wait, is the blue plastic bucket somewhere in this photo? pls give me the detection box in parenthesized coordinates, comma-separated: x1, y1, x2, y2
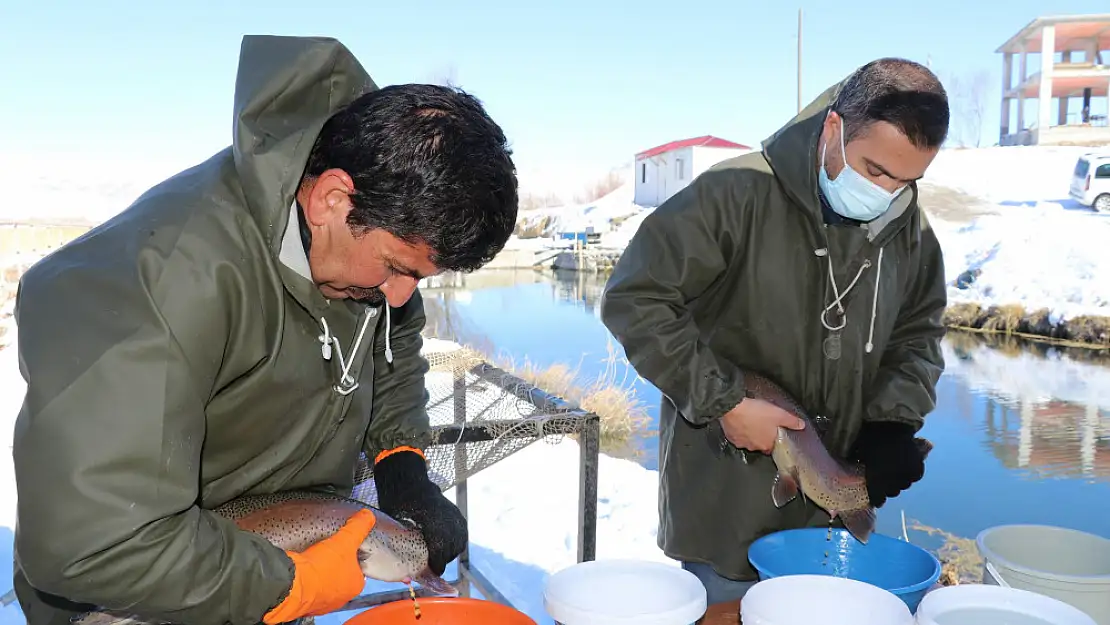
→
(748, 528, 941, 612)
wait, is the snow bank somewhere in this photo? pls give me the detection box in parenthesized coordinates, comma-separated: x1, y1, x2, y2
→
(515, 166, 642, 241)
(924, 145, 1094, 205)
(933, 206, 1110, 321)
(921, 145, 1110, 321)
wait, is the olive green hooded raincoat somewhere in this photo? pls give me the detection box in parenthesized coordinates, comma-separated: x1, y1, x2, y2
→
(12, 35, 432, 625)
(600, 81, 947, 581)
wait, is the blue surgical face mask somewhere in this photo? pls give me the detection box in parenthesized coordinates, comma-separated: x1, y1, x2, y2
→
(818, 122, 904, 222)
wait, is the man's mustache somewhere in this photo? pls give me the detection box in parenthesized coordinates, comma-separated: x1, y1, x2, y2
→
(348, 286, 385, 304)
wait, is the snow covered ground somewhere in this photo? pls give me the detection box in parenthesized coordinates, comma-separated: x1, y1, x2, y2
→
(932, 206, 1110, 321)
(924, 145, 1110, 322)
(923, 146, 1093, 206)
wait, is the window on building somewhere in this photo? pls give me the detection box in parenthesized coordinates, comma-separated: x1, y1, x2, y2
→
(641, 163, 647, 183)
(675, 158, 685, 180)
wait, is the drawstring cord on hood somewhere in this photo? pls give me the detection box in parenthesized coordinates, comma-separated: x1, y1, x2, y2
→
(317, 305, 393, 396)
(817, 246, 885, 354)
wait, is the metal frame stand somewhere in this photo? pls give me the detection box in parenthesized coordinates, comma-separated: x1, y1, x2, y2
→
(339, 361, 601, 612)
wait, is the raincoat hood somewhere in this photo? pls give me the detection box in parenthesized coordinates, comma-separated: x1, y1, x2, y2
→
(760, 78, 919, 247)
(232, 35, 376, 252)
(231, 36, 380, 321)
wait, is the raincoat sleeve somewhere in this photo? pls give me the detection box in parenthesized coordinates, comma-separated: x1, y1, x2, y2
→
(12, 238, 295, 625)
(600, 169, 749, 426)
(863, 213, 948, 431)
(363, 287, 433, 463)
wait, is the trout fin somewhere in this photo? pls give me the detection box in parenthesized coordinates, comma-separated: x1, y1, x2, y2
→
(771, 470, 799, 508)
(415, 570, 460, 597)
(839, 507, 876, 544)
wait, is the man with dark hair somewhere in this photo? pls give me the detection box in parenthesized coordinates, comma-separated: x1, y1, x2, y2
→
(11, 35, 517, 625)
(600, 57, 949, 604)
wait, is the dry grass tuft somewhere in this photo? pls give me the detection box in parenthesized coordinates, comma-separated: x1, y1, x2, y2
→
(490, 339, 652, 459)
(908, 518, 984, 585)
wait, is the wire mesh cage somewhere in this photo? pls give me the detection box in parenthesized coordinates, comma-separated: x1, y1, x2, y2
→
(350, 342, 597, 508)
(342, 341, 601, 609)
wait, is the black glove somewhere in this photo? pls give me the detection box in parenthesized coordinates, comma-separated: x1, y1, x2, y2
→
(849, 421, 927, 508)
(374, 449, 468, 576)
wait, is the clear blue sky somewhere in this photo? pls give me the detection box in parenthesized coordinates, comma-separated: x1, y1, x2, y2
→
(2, 0, 1107, 193)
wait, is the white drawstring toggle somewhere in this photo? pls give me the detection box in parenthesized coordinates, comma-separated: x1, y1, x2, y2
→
(865, 247, 884, 354)
(384, 304, 393, 364)
(318, 318, 333, 360)
(317, 307, 376, 396)
(819, 245, 885, 355)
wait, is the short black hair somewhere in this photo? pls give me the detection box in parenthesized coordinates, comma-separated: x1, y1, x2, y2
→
(833, 57, 950, 149)
(303, 83, 518, 273)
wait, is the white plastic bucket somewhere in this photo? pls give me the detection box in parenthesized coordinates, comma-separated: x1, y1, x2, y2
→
(542, 559, 706, 625)
(914, 584, 1098, 625)
(977, 524, 1110, 624)
(740, 574, 914, 625)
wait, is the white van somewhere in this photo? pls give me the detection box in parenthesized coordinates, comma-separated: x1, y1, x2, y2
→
(1069, 151, 1110, 213)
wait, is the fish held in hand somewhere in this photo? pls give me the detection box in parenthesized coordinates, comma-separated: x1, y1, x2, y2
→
(742, 370, 934, 544)
(70, 491, 457, 625)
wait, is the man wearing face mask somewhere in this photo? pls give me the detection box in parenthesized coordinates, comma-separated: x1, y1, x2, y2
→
(600, 58, 949, 604)
(11, 36, 517, 625)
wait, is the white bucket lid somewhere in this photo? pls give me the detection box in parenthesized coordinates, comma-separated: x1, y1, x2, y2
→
(542, 559, 707, 625)
(914, 584, 1098, 625)
(740, 574, 914, 625)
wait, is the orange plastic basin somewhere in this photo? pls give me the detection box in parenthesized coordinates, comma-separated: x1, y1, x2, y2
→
(344, 597, 537, 625)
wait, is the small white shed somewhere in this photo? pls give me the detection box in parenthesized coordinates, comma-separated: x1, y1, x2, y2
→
(633, 135, 752, 207)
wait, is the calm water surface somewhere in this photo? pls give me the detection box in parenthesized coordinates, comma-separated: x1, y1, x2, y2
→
(421, 268, 1110, 543)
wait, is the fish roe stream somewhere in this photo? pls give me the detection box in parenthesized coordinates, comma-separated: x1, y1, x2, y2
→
(823, 518, 832, 567)
(406, 582, 422, 620)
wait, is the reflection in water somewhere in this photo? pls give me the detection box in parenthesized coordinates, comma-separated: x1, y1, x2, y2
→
(944, 332, 1110, 485)
(548, 268, 605, 316)
(983, 398, 1109, 482)
(421, 268, 1110, 538)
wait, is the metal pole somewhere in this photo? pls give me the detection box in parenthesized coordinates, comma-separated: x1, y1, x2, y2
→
(797, 8, 803, 114)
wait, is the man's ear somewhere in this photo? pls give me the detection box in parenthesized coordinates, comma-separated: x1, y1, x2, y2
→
(303, 168, 356, 227)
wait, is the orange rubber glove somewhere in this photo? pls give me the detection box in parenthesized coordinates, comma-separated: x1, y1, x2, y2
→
(262, 508, 377, 624)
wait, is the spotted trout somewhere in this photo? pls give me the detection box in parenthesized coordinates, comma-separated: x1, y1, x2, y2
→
(69, 490, 457, 625)
(742, 370, 934, 544)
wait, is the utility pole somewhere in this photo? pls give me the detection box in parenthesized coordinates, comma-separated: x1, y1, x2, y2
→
(797, 8, 803, 114)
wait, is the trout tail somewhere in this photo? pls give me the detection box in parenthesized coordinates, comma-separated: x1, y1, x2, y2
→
(838, 507, 877, 544)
